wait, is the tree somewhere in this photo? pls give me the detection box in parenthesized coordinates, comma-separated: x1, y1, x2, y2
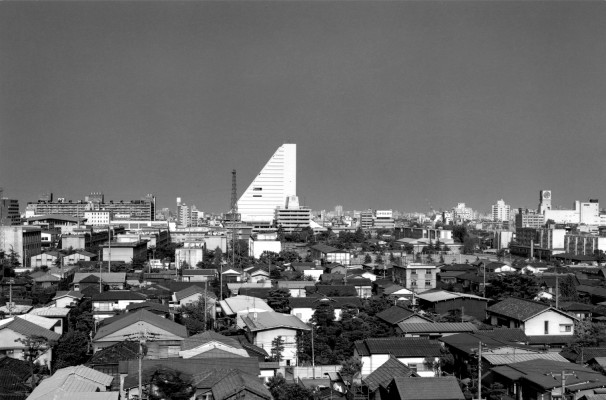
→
(559, 275, 579, 302)
(270, 336, 285, 362)
(496, 249, 506, 262)
(354, 228, 366, 243)
(463, 237, 477, 255)
(179, 294, 215, 335)
(375, 254, 384, 266)
(260, 251, 280, 265)
(69, 298, 94, 333)
(452, 225, 468, 243)
(267, 288, 291, 313)
(363, 253, 372, 264)
(53, 330, 90, 370)
(279, 250, 301, 263)
(340, 357, 362, 387)
(15, 335, 54, 389)
(2, 248, 20, 277)
(277, 225, 286, 242)
(313, 301, 336, 327)
(212, 247, 223, 267)
(570, 320, 606, 348)
(268, 374, 313, 400)
(149, 368, 196, 400)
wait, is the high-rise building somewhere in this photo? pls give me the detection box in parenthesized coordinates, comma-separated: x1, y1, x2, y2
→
(335, 205, 343, 217)
(275, 195, 311, 233)
(516, 208, 545, 229)
(538, 190, 552, 213)
(237, 144, 296, 224)
(491, 199, 511, 222)
(360, 209, 374, 229)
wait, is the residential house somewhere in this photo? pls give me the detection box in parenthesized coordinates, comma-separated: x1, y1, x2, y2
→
(242, 311, 311, 366)
(226, 282, 272, 296)
(28, 306, 71, 335)
(486, 297, 578, 348)
(309, 244, 352, 266)
(490, 359, 606, 400)
(393, 263, 438, 293)
(354, 337, 443, 377)
(291, 262, 324, 281)
(376, 305, 433, 327)
(247, 267, 271, 283)
(92, 290, 148, 321)
(289, 296, 363, 323)
(362, 355, 418, 400)
(32, 273, 61, 289)
(219, 295, 274, 328)
(381, 376, 465, 400)
(0, 356, 31, 399)
(220, 266, 244, 283)
(396, 322, 478, 339)
(86, 341, 139, 391)
(324, 263, 348, 275)
(172, 285, 216, 314)
(182, 269, 217, 282)
(93, 309, 187, 356)
(63, 249, 97, 264)
(0, 317, 60, 367)
(276, 280, 309, 297)
(416, 290, 489, 321)
(26, 365, 115, 400)
(30, 251, 62, 269)
(179, 330, 249, 358)
(72, 272, 126, 291)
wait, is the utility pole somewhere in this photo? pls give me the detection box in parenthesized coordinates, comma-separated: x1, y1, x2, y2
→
(8, 277, 14, 317)
(108, 226, 112, 273)
(482, 262, 486, 298)
(560, 370, 575, 400)
(311, 323, 315, 379)
(127, 329, 158, 400)
(99, 250, 102, 293)
(477, 341, 483, 400)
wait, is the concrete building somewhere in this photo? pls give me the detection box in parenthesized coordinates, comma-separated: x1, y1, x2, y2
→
(238, 143, 296, 224)
(274, 195, 311, 233)
(360, 209, 374, 230)
(248, 231, 281, 259)
(374, 210, 395, 229)
(395, 263, 437, 293)
(493, 231, 514, 251)
(101, 239, 148, 263)
(539, 190, 600, 226)
(0, 198, 20, 226)
(491, 199, 511, 222)
(515, 208, 545, 229)
(399, 227, 453, 241)
(0, 226, 42, 269)
(176, 241, 205, 269)
(84, 210, 112, 226)
(452, 203, 474, 221)
(564, 233, 606, 256)
(511, 227, 566, 259)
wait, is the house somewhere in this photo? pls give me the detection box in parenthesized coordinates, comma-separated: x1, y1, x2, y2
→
(381, 376, 465, 400)
(242, 311, 311, 366)
(309, 284, 359, 297)
(376, 305, 434, 327)
(26, 365, 115, 400)
(559, 302, 595, 320)
(416, 290, 489, 321)
(276, 280, 309, 297)
(179, 330, 249, 358)
(91, 290, 148, 320)
(125, 301, 171, 317)
(291, 262, 324, 281)
(560, 347, 606, 364)
(52, 290, 84, 308)
(30, 251, 63, 269)
(289, 296, 363, 323)
(396, 322, 478, 338)
(220, 266, 244, 283)
(486, 297, 578, 347)
(362, 354, 418, 399)
(577, 285, 606, 304)
(246, 267, 271, 283)
(0, 355, 31, 399)
(182, 269, 217, 282)
(309, 244, 352, 266)
(490, 359, 606, 400)
(219, 295, 274, 328)
(86, 341, 139, 391)
(354, 337, 443, 377)
(63, 249, 97, 264)
(172, 285, 216, 317)
(0, 317, 60, 367)
(210, 369, 272, 400)
(226, 282, 272, 296)
(72, 272, 126, 291)
(93, 309, 187, 356)
(28, 306, 71, 335)
(393, 263, 438, 293)
(32, 272, 61, 288)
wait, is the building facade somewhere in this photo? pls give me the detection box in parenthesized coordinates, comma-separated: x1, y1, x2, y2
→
(275, 196, 311, 233)
(491, 199, 511, 222)
(0, 226, 42, 268)
(0, 199, 20, 226)
(237, 144, 297, 224)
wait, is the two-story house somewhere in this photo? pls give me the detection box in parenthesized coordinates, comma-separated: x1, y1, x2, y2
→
(91, 291, 147, 321)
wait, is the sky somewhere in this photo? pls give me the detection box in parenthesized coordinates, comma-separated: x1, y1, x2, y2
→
(2, 1, 606, 215)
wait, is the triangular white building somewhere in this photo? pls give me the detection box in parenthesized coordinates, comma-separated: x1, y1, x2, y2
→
(237, 143, 296, 223)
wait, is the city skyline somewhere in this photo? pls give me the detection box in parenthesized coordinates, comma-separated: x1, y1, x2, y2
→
(2, 2, 605, 213)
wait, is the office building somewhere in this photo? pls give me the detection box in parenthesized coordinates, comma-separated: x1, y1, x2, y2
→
(374, 210, 395, 229)
(564, 233, 606, 256)
(516, 208, 545, 229)
(84, 211, 112, 226)
(360, 209, 374, 229)
(237, 144, 296, 224)
(275, 196, 311, 233)
(1, 198, 20, 226)
(491, 199, 511, 222)
(452, 203, 474, 221)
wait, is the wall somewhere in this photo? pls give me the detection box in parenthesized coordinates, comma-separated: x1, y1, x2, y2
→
(524, 310, 575, 336)
(358, 354, 438, 377)
(253, 327, 299, 366)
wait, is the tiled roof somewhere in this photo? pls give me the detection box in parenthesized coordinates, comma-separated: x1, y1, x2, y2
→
(29, 306, 71, 317)
(311, 285, 358, 297)
(476, 328, 528, 343)
(27, 365, 113, 400)
(276, 281, 311, 289)
(376, 306, 414, 325)
(15, 314, 58, 331)
(211, 370, 272, 400)
(86, 341, 139, 365)
(391, 376, 465, 400)
(526, 335, 575, 345)
(242, 311, 310, 332)
(0, 317, 60, 342)
(560, 347, 606, 363)
(73, 272, 126, 284)
(482, 352, 568, 365)
(181, 331, 243, 351)
(183, 269, 217, 276)
(355, 338, 442, 357)
(92, 290, 147, 301)
(486, 297, 551, 321)
(94, 309, 187, 340)
(174, 285, 207, 301)
(417, 290, 487, 303)
(310, 244, 339, 253)
(363, 355, 417, 391)
(237, 287, 272, 299)
(125, 302, 170, 314)
(289, 297, 363, 309)
(33, 273, 60, 282)
(219, 295, 273, 315)
(397, 322, 478, 334)
(52, 290, 84, 300)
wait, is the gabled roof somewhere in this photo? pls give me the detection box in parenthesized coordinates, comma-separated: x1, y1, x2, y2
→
(183, 269, 216, 276)
(560, 347, 606, 363)
(390, 376, 465, 400)
(125, 301, 170, 314)
(363, 355, 417, 391)
(219, 295, 273, 315)
(94, 309, 187, 340)
(354, 338, 442, 358)
(53, 290, 84, 301)
(92, 290, 147, 302)
(397, 322, 478, 334)
(74, 250, 97, 257)
(175, 285, 212, 301)
(310, 244, 339, 253)
(439, 329, 529, 356)
(33, 273, 61, 282)
(26, 365, 113, 400)
(242, 311, 311, 332)
(15, 314, 58, 331)
(0, 317, 61, 342)
(486, 297, 567, 322)
(289, 296, 363, 309)
(73, 272, 126, 284)
(417, 290, 488, 303)
(211, 370, 272, 400)
(376, 305, 415, 325)
(181, 331, 243, 351)
(86, 341, 139, 365)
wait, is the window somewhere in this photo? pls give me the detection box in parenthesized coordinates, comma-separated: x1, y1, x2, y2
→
(253, 187, 262, 191)
(425, 280, 431, 287)
(425, 269, 432, 275)
(411, 281, 417, 287)
(253, 195, 262, 197)
(411, 270, 417, 275)
(544, 320, 549, 334)
(408, 363, 418, 372)
(560, 324, 572, 333)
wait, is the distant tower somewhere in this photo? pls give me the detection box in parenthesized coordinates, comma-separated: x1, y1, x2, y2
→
(538, 190, 552, 213)
(231, 170, 238, 217)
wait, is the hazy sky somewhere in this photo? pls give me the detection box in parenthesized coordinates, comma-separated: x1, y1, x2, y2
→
(2, 1, 605, 214)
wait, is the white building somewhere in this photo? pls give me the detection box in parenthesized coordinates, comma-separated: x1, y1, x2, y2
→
(238, 143, 296, 224)
(491, 199, 511, 222)
(539, 190, 600, 226)
(84, 211, 112, 226)
(374, 210, 395, 229)
(452, 203, 473, 221)
(275, 195, 311, 233)
(249, 231, 281, 259)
